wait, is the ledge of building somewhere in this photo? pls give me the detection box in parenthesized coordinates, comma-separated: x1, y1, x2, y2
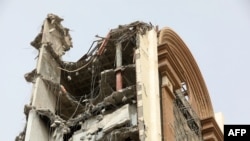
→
(201, 116, 223, 141)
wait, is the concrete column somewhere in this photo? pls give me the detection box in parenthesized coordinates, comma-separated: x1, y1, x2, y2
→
(25, 44, 61, 141)
(116, 42, 123, 91)
(25, 14, 68, 141)
(135, 29, 162, 141)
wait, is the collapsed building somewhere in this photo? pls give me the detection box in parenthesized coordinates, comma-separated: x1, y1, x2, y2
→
(16, 14, 223, 141)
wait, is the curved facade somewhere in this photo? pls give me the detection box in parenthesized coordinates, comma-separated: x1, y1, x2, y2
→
(158, 27, 223, 141)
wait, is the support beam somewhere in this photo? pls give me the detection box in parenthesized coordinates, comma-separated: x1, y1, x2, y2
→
(116, 42, 123, 91)
(136, 29, 162, 141)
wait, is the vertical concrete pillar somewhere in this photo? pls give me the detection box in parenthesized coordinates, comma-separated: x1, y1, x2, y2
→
(135, 29, 162, 141)
(25, 14, 70, 141)
(116, 42, 123, 91)
(25, 45, 61, 141)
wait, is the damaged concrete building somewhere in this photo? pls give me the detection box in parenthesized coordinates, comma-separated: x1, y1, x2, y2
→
(16, 14, 223, 141)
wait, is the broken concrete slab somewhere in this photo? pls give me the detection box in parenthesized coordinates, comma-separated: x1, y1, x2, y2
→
(71, 104, 137, 141)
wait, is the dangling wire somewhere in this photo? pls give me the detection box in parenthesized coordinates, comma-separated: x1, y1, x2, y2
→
(56, 88, 62, 116)
(58, 56, 95, 73)
(68, 95, 85, 119)
(90, 58, 101, 99)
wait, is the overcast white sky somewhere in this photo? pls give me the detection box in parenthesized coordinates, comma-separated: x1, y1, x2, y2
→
(0, 0, 250, 140)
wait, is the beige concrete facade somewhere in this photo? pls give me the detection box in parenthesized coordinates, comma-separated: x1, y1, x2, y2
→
(136, 29, 162, 141)
(215, 112, 224, 133)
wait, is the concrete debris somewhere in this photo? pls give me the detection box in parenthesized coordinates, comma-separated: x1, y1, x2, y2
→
(70, 104, 137, 141)
(36, 108, 72, 140)
(24, 69, 38, 83)
(30, 33, 42, 49)
(23, 104, 35, 117)
(30, 13, 72, 56)
(46, 13, 72, 51)
(15, 125, 26, 141)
